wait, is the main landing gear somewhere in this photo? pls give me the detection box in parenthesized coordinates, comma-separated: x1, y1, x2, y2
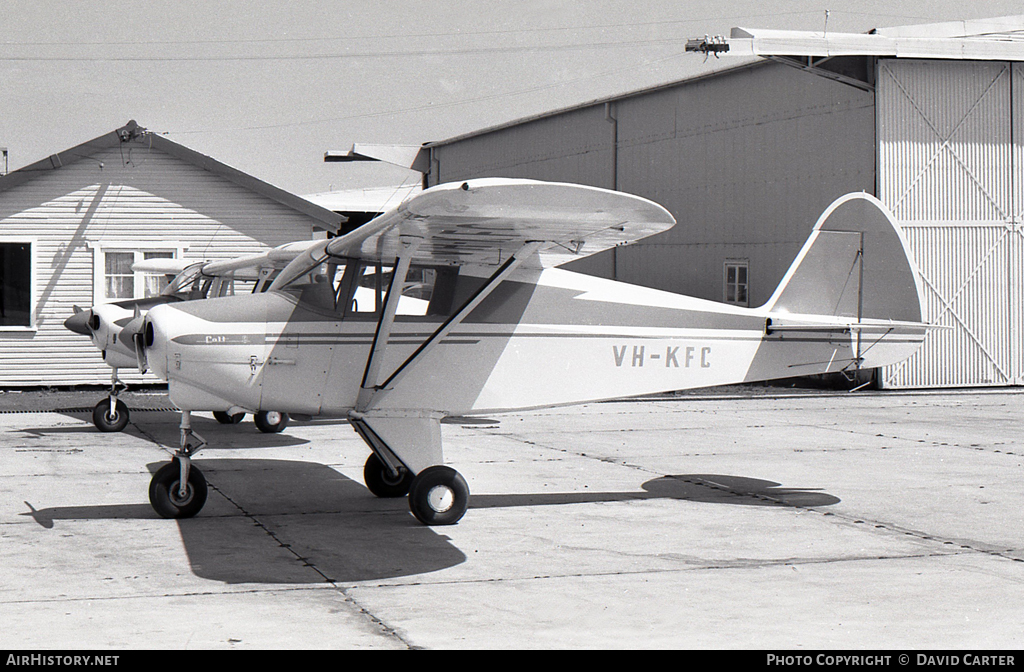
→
(361, 454, 470, 526)
(92, 370, 129, 432)
(406, 465, 469, 526)
(212, 410, 289, 433)
(149, 411, 208, 519)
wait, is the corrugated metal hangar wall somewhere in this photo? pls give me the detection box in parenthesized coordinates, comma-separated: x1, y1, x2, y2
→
(878, 59, 1024, 388)
(428, 57, 1024, 389)
(428, 61, 874, 308)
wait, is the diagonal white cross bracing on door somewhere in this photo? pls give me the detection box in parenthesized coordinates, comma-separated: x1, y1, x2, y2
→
(882, 61, 1010, 222)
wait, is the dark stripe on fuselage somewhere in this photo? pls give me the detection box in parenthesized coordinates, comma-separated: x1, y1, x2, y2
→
(165, 276, 765, 333)
(170, 330, 924, 348)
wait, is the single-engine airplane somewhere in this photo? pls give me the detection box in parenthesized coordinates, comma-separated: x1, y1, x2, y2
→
(122, 178, 928, 525)
(64, 240, 318, 431)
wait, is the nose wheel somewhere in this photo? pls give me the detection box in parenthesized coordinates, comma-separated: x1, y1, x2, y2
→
(92, 398, 129, 433)
(92, 370, 129, 432)
(149, 458, 208, 518)
(408, 466, 469, 526)
(148, 410, 209, 519)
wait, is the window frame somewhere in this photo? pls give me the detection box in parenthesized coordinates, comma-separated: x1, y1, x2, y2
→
(92, 243, 184, 305)
(0, 237, 37, 332)
(723, 259, 750, 307)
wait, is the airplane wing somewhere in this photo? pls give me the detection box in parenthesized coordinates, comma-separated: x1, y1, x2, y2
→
(199, 240, 322, 276)
(328, 178, 675, 269)
(131, 240, 323, 287)
(131, 258, 195, 275)
(345, 178, 675, 267)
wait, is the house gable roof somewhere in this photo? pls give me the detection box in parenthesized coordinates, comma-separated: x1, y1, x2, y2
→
(0, 120, 343, 233)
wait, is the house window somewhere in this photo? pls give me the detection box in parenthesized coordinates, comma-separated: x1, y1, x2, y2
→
(97, 247, 178, 302)
(0, 241, 33, 328)
(724, 260, 749, 306)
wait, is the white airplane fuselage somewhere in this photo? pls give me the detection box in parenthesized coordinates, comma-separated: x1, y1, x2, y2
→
(144, 266, 923, 418)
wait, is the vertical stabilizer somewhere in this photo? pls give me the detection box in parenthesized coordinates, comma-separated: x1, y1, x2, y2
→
(766, 193, 923, 324)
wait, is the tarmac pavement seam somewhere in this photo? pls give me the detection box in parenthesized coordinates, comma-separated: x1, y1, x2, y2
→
(201, 478, 418, 650)
(0, 584, 338, 606)
(344, 551, 969, 592)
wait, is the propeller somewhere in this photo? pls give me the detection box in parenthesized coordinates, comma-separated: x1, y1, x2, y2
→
(119, 316, 149, 373)
(63, 306, 99, 336)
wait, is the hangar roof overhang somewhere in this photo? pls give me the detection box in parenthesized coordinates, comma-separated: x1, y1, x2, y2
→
(359, 15, 1024, 157)
(693, 15, 1024, 92)
(725, 14, 1024, 61)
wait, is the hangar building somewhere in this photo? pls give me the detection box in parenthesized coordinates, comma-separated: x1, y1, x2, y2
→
(0, 121, 342, 387)
(418, 16, 1024, 390)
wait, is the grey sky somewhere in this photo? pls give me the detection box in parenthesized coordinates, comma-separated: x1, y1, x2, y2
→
(2, 1, 1021, 195)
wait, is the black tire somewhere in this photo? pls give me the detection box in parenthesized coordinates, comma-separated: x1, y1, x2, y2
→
(254, 411, 288, 433)
(148, 459, 208, 519)
(363, 453, 413, 498)
(408, 465, 469, 526)
(213, 411, 245, 424)
(92, 398, 129, 433)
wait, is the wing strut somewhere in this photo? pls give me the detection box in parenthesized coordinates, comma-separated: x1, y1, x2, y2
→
(356, 236, 422, 411)
(357, 240, 543, 413)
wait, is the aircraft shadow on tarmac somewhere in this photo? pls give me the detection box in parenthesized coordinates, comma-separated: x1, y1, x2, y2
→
(470, 474, 841, 510)
(20, 463, 838, 584)
(17, 412, 311, 450)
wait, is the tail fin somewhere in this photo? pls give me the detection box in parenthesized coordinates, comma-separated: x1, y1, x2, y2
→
(765, 193, 923, 324)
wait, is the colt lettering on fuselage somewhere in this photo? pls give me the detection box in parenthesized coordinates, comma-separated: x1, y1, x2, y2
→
(612, 344, 711, 368)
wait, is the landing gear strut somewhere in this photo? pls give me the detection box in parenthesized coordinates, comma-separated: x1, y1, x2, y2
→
(92, 369, 129, 432)
(149, 410, 208, 518)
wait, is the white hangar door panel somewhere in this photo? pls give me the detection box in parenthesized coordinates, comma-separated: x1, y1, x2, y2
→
(877, 59, 1024, 388)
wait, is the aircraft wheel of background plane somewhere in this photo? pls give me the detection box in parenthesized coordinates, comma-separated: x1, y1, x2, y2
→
(92, 398, 129, 433)
(148, 459, 208, 519)
(407, 466, 470, 526)
(213, 411, 245, 425)
(254, 411, 289, 434)
(363, 453, 414, 498)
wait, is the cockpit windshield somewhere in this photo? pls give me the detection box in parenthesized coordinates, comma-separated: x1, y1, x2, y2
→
(160, 263, 205, 296)
(273, 250, 454, 318)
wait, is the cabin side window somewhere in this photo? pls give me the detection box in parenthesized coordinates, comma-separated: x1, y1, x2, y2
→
(344, 262, 452, 318)
(278, 255, 459, 319)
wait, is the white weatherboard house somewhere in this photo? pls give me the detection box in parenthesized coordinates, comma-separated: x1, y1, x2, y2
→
(0, 120, 342, 387)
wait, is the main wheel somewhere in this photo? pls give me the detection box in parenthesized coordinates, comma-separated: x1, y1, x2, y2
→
(213, 410, 245, 424)
(93, 398, 129, 432)
(254, 411, 288, 433)
(408, 465, 469, 526)
(148, 459, 208, 519)
(363, 453, 414, 498)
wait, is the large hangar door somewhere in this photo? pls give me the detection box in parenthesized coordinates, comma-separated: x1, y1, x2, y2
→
(878, 59, 1024, 388)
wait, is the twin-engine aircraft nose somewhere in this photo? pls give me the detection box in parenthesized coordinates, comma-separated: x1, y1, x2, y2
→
(63, 307, 98, 336)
